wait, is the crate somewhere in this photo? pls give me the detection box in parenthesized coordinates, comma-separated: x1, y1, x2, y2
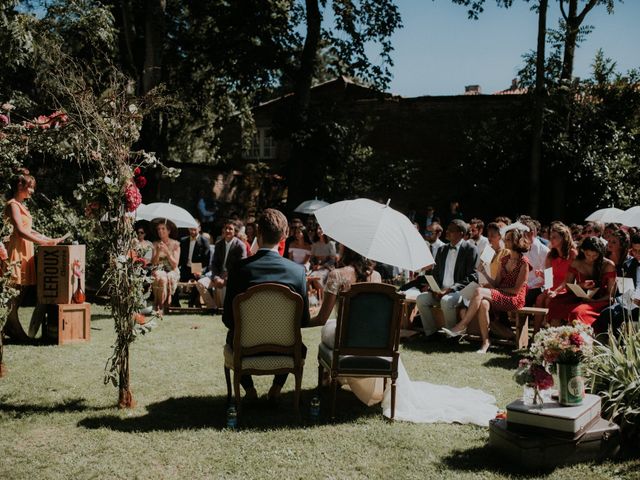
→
(44, 303, 91, 345)
(37, 245, 86, 305)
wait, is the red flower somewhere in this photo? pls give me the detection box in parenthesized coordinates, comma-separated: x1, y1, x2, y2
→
(531, 364, 554, 390)
(569, 333, 583, 346)
(134, 257, 148, 267)
(133, 313, 146, 325)
(134, 167, 141, 176)
(35, 115, 51, 129)
(134, 175, 147, 189)
(0, 114, 9, 127)
(124, 183, 142, 212)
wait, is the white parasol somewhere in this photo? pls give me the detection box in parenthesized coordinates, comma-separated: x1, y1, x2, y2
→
(585, 207, 625, 224)
(294, 198, 330, 214)
(136, 202, 198, 228)
(617, 206, 640, 228)
(314, 198, 434, 271)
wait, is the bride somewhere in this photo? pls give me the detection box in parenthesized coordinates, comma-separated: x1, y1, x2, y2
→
(311, 247, 497, 426)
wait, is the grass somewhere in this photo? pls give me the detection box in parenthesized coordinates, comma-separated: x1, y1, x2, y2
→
(1, 305, 638, 480)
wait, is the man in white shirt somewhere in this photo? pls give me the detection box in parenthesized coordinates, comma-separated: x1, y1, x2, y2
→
(196, 221, 247, 308)
(425, 222, 445, 259)
(468, 218, 490, 260)
(518, 216, 549, 306)
(415, 220, 479, 337)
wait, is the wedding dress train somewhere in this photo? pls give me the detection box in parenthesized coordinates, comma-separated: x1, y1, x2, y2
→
(321, 320, 498, 426)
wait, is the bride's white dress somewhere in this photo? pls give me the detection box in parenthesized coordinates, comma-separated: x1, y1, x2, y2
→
(321, 320, 498, 426)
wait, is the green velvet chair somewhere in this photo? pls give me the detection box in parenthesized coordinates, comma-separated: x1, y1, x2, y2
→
(224, 283, 304, 420)
(317, 282, 403, 420)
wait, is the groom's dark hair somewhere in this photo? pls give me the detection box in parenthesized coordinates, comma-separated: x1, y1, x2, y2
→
(258, 209, 288, 245)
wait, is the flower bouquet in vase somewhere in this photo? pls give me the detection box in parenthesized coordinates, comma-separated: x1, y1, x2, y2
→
(514, 358, 554, 406)
(530, 322, 594, 406)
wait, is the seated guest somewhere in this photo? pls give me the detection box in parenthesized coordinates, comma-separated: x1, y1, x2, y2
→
(222, 208, 310, 401)
(245, 221, 257, 250)
(547, 237, 616, 327)
(603, 223, 622, 243)
(288, 226, 312, 270)
(308, 224, 337, 302)
(519, 216, 549, 306)
(482, 222, 510, 280)
(468, 218, 490, 258)
(283, 217, 303, 259)
(582, 221, 605, 242)
(415, 220, 478, 338)
(151, 221, 181, 314)
(178, 221, 211, 282)
(443, 227, 531, 353)
(606, 228, 630, 275)
(196, 220, 247, 308)
(570, 223, 583, 244)
(425, 222, 445, 259)
(132, 222, 153, 262)
(423, 205, 440, 233)
(533, 222, 577, 334)
(494, 216, 512, 226)
(593, 233, 640, 335)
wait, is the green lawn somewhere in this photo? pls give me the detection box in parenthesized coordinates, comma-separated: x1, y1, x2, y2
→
(1, 305, 638, 479)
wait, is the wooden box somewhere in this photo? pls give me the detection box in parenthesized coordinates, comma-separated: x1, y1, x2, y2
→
(37, 245, 86, 305)
(44, 303, 91, 345)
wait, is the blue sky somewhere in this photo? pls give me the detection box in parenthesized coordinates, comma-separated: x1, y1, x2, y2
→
(374, 1, 640, 96)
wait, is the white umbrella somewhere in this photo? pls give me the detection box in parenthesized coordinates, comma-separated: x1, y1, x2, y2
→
(136, 202, 198, 228)
(585, 207, 624, 223)
(618, 206, 640, 228)
(315, 198, 434, 271)
(293, 198, 330, 214)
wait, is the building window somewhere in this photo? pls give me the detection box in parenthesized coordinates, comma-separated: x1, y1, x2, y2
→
(243, 128, 276, 160)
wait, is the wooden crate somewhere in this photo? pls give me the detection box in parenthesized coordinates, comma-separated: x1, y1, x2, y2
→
(44, 303, 91, 345)
(37, 245, 86, 305)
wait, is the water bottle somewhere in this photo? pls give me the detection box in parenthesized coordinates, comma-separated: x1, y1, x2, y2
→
(310, 394, 320, 422)
(226, 405, 237, 429)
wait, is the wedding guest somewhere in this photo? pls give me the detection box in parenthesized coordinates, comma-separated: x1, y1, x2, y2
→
(592, 233, 640, 335)
(603, 223, 622, 243)
(582, 221, 605, 241)
(424, 221, 445, 259)
(150, 221, 181, 314)
(178, 221, 210, 282)
(3, 169, 64, 341)
(605, 228, 630, 275)
(494, 216, 512, 226)
(468, 218, 490, 258)
(132, 222, 153, 262)
(519, 216, 549, 306)
(533, 222, 577, 334)
(308, 224, 337, 302)
(423, 205, 440, 233)
(547, 237, 616, 327)
(288, 226, 312, 270)
(443, 228, 531, 354)
(482, 222, 510, 280)
(570, 224, 583, 243)
(414, 220, 478, 338)
(283, 217, 303, 259)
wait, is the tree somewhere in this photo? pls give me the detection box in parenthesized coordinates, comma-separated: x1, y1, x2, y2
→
(284, 0, 402, 211)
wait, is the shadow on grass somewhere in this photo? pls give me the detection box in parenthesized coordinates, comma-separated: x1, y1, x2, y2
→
(78, 388, 379, 432)
(482, 354, 520, 370)
(0, 397, 111, 417)
(401, 336, 477, 355)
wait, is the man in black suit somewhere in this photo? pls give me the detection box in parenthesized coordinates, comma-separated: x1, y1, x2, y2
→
(196, 220, 247, 308)
(223, 209, 310, 400)
(175, 222, 210, 307)
(415, 219, 478, 337)
(593, 233, 640, 335)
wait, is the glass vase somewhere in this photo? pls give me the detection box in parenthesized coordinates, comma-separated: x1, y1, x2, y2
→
(522, 385, 543, 406)
(557, 362, 585, 406)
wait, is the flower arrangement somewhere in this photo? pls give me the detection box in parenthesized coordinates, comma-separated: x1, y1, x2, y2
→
(530, 322, 594, 366)
(514, 358, 554, 405)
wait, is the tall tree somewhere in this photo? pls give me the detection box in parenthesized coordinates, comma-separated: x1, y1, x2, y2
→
(285, 0, 402, 211)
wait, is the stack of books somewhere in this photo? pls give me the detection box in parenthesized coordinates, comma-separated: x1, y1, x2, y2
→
(489, 393, 620, 469)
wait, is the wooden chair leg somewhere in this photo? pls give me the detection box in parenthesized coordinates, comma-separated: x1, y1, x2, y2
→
(330, 376, 338, 420)
(224, 366, 232, 403)
(233, 371, 242, 419)
(390, 377, 397, 421)
(317, 363, 324, 391)
(294, 370, 302, 419)
(515, 313, 529, 349)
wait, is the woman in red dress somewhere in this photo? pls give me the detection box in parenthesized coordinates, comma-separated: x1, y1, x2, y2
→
(443, 227, 531, 353)
(533, 222, 577, 334)
(547, 236, 616, 326)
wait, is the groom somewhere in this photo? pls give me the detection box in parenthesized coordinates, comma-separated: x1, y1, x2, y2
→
(222, 208, 310, 401)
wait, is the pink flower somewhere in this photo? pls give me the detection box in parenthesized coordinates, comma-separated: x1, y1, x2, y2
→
(0, 242, 8, 261)
(0, 114, 9, 127)
(124, 183, 142, 212)
(48, 111, 68, 127)
(35, 115, 51, 129)
(134, 175, 147, 189)
(569, 332, 583, 346)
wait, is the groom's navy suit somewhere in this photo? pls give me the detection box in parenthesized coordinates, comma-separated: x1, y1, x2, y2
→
(222, 248, 310, 388)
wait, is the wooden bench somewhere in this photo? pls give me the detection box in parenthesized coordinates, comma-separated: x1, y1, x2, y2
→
(166, 282, 217, 314)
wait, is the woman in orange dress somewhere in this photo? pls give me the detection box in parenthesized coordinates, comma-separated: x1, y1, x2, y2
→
(3, 170, 64, 341)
